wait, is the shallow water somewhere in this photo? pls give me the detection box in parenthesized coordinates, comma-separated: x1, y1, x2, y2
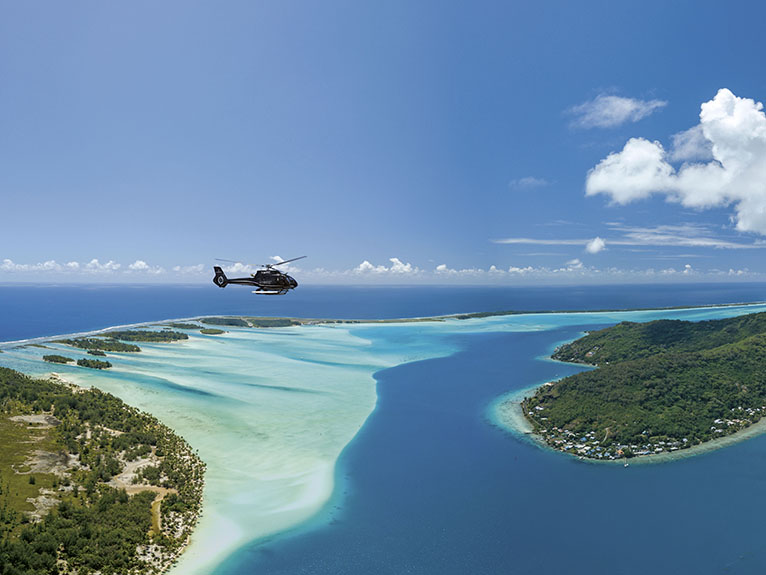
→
(4, 288, 766, 574)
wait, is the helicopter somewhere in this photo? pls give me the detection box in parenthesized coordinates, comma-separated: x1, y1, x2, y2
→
(213, 256, 306, 295)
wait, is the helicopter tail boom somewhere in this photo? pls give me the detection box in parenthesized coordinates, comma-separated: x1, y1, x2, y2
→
(213, 266, 229, 288)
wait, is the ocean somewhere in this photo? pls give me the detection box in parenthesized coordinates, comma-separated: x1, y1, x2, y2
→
(2, 282, 766, 343)
(3, 282, 766, 575)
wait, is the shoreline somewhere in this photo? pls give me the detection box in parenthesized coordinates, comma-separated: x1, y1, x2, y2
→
(5, 300, 766, 570)
(2, 299, 764, 348)
(491, 382, 766, 466)
(0, 316, 458, 575)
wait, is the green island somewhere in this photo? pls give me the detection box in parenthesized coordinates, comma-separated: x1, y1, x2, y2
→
(57, 338, 142, 353)
(87, 350, 107, 357)
(199, 328, 225, 335)
(0, 367, 204, 574)
(101, 330, 189, 343)
(198, 317, 250, 327)
(76, 358, 112, 370)
(158, 323, 200, 330)
(522, 311, 766, 460)
(43, 355, 74, 365)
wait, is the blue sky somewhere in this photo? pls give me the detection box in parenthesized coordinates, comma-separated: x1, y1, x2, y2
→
(2, 1, 766, 284)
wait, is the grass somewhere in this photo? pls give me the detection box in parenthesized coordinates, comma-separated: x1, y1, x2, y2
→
(0, 415, 58, 517)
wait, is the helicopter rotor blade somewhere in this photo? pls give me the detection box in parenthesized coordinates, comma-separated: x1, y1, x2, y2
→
(268, 256, 307, 267)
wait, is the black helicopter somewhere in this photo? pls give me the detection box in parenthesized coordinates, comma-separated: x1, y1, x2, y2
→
(213, 256, 306, 295)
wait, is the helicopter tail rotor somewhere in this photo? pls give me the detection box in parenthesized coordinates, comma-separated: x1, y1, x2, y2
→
(213, 266, 229, 288)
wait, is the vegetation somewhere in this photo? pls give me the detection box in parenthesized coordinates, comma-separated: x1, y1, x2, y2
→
(160, 323, 200, 330)
(76, 358, 112, 369)
(199, 328, 225, 335)
(102, 330, 188, 343)
(552, 312, 766, 365)
(42, 355, 74, 364)
(523, 311, 766, 460)
(87, 349, 107, 357)
(58, 338, 141, 353)
(0, 367, 205, 574)
(244, 318, 301, 328)
(199, 317, 249, 327)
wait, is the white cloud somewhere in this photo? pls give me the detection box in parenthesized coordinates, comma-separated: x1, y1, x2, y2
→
(434, 264, 486, 276)
(586, 88, 766, 235)
(389, 257, 417, 274)
(586, 137, 673, 203)
(354, 258, 419, 275)
(1, 259, 62, 272)
(607, 223, 759, 250)
(669, 125, 714, 162)
(355, 260, 388, 274)
(585, 237, 606, 254)
(569, 94, 667, 129)
(129, 260, 149, 271)
(128, 260, 164, 274)
(566, 258, 583, 270)
(508, 265, 534, 274)
(494, 224, 765, 250)
(86, 259, 121, 272)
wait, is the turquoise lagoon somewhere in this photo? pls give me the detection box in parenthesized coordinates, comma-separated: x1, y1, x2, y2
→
(4, 301, 766, 574)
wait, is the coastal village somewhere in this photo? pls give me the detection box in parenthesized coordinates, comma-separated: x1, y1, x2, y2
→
(525, 382, 766, 460)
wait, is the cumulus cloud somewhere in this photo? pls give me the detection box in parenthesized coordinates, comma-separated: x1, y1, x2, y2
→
(434, 264, 486, 276)
(566, 258, 583, 270)
(86, 259, 121, 272)
(1, 259, 62, 272)
(585, 237, 606, 254)
(587, 88, 766, 235)
(569, 94, 667, 128)
(354, 258, 419, 275)
(586, 137, 674, 203)
(128, 260, 164, 274)
(128, 260, 149, 271)
(669, 125, 714, 162)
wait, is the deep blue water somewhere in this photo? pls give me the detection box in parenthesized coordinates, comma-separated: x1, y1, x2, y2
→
(2, 282, 766, 342)
(5, 283, 766, 574)
(221, 327, 766, 575)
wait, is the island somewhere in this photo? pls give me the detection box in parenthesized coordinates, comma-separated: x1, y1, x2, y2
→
(101, 330, 189, 343)
(43, 354, 75, 364)
(76, 358, 113, 369)
(521, 311, 766, 460)
(0, 367, 205, 574)
(58, 338, 142, 353)
(160, 323, 201, 330)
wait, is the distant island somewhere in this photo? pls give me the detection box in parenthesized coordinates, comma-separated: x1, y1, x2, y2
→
(0, 367, 204, 574)
(56, 330, 189, 355)
(522, 311, 766, 460)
